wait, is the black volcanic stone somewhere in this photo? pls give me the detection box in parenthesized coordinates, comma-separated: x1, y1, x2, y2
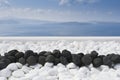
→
(38, 56, 46, 65)
(107, 54, 115, 60)
(24, 50, 34, 59)
(91, 51, 98, 59)
(46, 55, 55, 63)
(103, 56, 113, 67)
(39, 51, 47, 56)
(44, 52, 52, 57)
(5, 49, 18, 57)
(93, 58, 103, 67)
(54, 58, 60, 65)
(15, 52, 24, 59)
(81, 54, 92, 66)
(33, 53, 39, 62)
(0, 57, 11, 64)
(6, 56, 16, 63)
(0, 59, 11, 69)
(0, 56, 5, 60)
(98, 55, 105, 59)
(33, 53, 38, 56)
(111, 54, 120, 64)
(78, 53, 84, 58)
(61, 49, 72, 62)
(0, 62, 7, 70)
(6, 59, 11, 65)
(52, 50, 61, 58)
(27, 56, 37, 66)
(60, 56, 68, 65)
(4, 53, 8, 57)
(72, 54, 82, 67)
(18, 57, 26, 65)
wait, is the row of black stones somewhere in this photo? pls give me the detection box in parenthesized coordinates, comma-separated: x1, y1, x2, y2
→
(0, 49, 120, 70)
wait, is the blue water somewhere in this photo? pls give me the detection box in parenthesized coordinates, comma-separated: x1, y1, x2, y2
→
(0, 20, 120, 36)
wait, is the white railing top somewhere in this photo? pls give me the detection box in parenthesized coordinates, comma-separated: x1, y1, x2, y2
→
(0, 36, 120, 41)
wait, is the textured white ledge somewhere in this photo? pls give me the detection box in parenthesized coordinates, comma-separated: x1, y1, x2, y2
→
(0, 36, 120, 41)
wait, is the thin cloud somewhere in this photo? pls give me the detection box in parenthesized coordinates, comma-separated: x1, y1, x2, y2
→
(0, 0, 10, 8)
(0, 7, 119, 22)
(0, 0, 119, 23)
(59, 0, 69, 5)
(77, 0, 99, 3)
(59, 0, 99, 5)
(0, 8, 81, 22)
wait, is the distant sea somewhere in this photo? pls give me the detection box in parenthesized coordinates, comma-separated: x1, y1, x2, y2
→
(0, 19, 120, 36)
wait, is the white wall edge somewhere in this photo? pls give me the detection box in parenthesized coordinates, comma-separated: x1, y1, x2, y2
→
(0, 36, 120, 41)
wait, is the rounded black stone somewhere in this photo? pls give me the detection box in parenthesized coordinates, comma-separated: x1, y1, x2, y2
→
(81, 54, 92, 66)
(15, 52, 24, 59)
(111, 54, 120, 64)
(33, 53, 39, 62)
(6, 56, 16, 63)
(61, 49, 72, 62)
(24, 50, 34, 59)
(18, 57, 26, 65)
(78, 53, 84, 58)
(4, 53, 8, 57)
(103, 56, 113, 67)
(0, 56, 5, 60)
(39, 51, 47, 56)
(0, 62, 7, 70)
(54, 58, 60, 65)
(38, 56, 46, 65)
(26, 56, 37, 66)
(98, 55, 105, 59)
(72, 54, 82, 67)
(5, 49, 18, 57)
(91, 51, 98, 59)
(60, 56, 68, 65)
(0, 57, 11, 64)
(46, 55, 55, 63)
(33, 53, 38, 56)
(107, 54, 115, 60)
(52, 50, 61, 58)
(93, 58, 103, 67)
(44, 52, 52, 57)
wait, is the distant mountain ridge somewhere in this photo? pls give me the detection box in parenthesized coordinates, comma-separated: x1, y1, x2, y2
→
(0, 18, 120, 36)
(0, 18, 53, 24)
(0, 18, 120, 25)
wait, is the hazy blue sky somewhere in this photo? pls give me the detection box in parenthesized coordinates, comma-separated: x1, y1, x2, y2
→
(0, 0, 120, 22)
(0, 0, 120, 36)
